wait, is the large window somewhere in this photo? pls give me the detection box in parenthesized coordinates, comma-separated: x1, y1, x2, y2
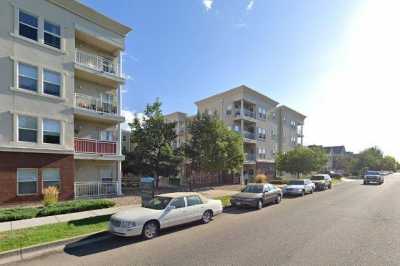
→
(100, 131, 113, 141)
(42, 168, 60, 189)
(43, 119, 61, 144)
(44, 20, 61, 49)
(17, 169, 37, 195)
(43, 70, 61, 96)
(18, 63, 38, 92)
(18, 115, 37, 142)
(170, 197, 186, 209)
(19, 10, 38, 41)
(186, 196, 203, 206)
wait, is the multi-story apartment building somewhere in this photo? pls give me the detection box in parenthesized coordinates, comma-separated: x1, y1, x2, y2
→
(166, 85, 306, 184)
(0, 0, 131, 203)
(164, 112, 192, 149)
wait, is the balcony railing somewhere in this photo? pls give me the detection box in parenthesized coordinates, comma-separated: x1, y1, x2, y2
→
(75, 93, 117, 115)
(243, 131, 256, 140)
(234, 109, 256, 119)
(74, 181, 120, 199)
(75, 49, 120, 77)
(74, 138, 117, 155)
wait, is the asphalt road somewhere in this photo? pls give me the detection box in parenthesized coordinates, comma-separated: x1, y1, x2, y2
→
(9, 174, 400, 266)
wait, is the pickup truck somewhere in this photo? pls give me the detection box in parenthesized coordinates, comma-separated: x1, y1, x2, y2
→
(363, 170, 384, 185)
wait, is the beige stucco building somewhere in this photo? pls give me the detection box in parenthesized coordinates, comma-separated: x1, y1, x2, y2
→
(166, 85, 306, 184)
(0, 0, 131, 203)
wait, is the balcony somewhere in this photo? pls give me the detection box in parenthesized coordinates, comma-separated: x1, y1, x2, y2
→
(244, 153, 256, 164)
(74, 181, 121, 199)
(243, 131, 256, 140)
(75, 49, 119, 76)
(74, 138, 117, 155)
(74, 93, 124, 123)
(234, 108, 257, 121)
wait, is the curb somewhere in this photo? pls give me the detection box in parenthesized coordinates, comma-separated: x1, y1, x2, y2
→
(0, 231, 111, 265)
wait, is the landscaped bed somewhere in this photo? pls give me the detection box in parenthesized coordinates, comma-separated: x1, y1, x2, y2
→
(0, 215, 110, 253)
(0, 199, 115, 222)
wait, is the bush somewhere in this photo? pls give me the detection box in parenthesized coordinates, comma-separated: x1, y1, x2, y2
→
(269, 179, 288, 185)
(43, 186, 59, 206)
(0, 208, 39, 222)
(254, 174, 268, 183)
(38, 199, 115, 217)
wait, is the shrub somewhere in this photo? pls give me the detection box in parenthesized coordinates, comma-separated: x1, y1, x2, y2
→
(38, 199, 115, 217)
(254, 174, 268, 183)
(43, 186, 59, 206)
(0, 208, 39, 222)
(269, 179, 288, 185)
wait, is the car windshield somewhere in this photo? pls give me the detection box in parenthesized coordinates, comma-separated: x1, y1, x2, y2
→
(143, 196, 172, 210)
(311, 176, 324, 180)
(243, 185, 263, 193)
(288, 180, 304, 185)
(366, 171, 380, 175)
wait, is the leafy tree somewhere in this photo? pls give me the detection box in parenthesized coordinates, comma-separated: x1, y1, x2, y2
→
(381, 156, 398, 171)
(350, 147, 383, 175)
(185, 113, 244, 181)
(123, 100, 183, 188)
(276, 146, 327, 178)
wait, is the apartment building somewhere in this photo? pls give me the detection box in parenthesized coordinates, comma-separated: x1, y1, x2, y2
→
(0, 0, 131, 203)
(166, 85, 305, 184)
(164, 112, 192, 149)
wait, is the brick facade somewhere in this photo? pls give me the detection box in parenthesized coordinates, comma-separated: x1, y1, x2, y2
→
(0, 152, 75, 204)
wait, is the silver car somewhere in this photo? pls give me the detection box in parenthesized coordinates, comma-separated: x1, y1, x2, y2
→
(283, 179, 314, 196)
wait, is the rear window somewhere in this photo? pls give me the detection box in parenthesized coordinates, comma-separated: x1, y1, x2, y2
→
(243, 185, 263, 193)
(311, 175, 325, 180)
(288, 180, 304, 185)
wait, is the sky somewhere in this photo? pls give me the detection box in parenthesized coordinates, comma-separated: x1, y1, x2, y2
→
(81, 0, 400, 160)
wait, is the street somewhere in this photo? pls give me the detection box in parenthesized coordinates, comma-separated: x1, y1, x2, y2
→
(9, 174, 400, 266)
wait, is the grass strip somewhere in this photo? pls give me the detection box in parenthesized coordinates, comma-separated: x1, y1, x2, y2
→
(0, 215, 110, 253)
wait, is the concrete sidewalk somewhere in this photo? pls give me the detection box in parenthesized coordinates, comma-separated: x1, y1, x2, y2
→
(0, 205, 135, 233)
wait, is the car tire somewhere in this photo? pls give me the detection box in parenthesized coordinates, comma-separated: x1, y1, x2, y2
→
(201, 210, 213, 224)
(364, 181, 367, 185)
(275, 194, 282, 204)
(142, 221, 159, 240)
(329, 184, 332, 189)
(256, 200, 263, 210)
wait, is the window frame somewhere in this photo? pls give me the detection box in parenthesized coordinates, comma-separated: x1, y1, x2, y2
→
(42, 118, 61, 144)
(43, 20, 61, 49)
(18, 9, 38, 42)
(43, 69, 61, 97)
(169, 197, 186, 209)
(42, 168, 61, 190)
(18, 62, 38, 92)
(18, 115, 38, 143)
(186, 195, 203, 207)
(17, 168, 38, 196)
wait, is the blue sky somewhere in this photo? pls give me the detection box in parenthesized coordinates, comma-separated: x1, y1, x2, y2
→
(81, 0, 400, 159)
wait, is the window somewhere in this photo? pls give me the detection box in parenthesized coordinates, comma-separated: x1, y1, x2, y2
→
(17, 169, 37, 195)
(233, 124, 240, 132)
(43, 119, 61, 144)
(226, 105, 232, 115)
(42, 168, 60, 189)
(100, 168, 113, 183)
(19, 10, 38, 41)
(186, 195, 203, 206)
(18, 63, 38, 92)
(101, 131, 113, 141)
(18, 115, 37, 142)
(43, 70, 61, 96)
(258, 148, 266, 159)
(258, 128, 266, 139)
(258, 107, 267, 120)
(170, 197, 186, 209)
(44, 20, 61, 49)
(122, 136, 127, 141)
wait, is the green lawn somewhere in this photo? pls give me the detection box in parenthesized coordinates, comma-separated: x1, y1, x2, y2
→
(0, 215, 110, 253)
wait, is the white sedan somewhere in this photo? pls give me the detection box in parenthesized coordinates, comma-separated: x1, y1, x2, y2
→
(109, 192, 223, 239)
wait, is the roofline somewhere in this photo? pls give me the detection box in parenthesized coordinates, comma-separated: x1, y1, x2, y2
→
(277, 105, 306, 119)
(47, 0, 132, 36)
(165, 111, 188, 117)
(195, 85, 279, 106)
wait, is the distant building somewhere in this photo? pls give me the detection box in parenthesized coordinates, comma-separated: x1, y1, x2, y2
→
(121, 130, 133, 153)
(309, 145, 352, 172)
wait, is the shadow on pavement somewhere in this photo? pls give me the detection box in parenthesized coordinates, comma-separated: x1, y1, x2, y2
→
(64, 221, 204, 257)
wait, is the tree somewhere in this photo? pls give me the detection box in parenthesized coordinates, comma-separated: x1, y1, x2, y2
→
(350, 147, 384, 175)
(185, 112, 244, 182)
(276, 146, 327, 178)
(381, 156, 398, 171)
(123, 100, 183, 188)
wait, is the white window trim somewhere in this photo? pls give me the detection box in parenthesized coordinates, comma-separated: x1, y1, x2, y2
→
(17, 168, 38, 196)
(43, 19, 61, 49)
(18, 62, 39, 93)
(11, 58, 66, 101)
(18, 9, 39, 41)
(17, 115, 39, 143)
(42, 168, 61, 191)
(42, 119, 62, 145)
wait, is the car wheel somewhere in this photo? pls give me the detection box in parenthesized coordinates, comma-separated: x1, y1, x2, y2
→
(275, 194, 282, 204)
(257, 200, 263, 210)
(310, 188, 314, 194)
(201, 210, 213, 224)
(142, 221, 159, 240)
(364, 181, 367, 185)
(329, 184, 332, 189)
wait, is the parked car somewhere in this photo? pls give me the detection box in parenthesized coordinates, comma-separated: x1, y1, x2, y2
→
(109, 192, 223, 239)
(310, 174, 332, 190)
(283, 179, 314, 196)
(230, 183, 282, 209)
(363, 170, 384, 185)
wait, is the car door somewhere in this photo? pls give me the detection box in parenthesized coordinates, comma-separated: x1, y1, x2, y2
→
(264, 184, 275, 203)
(185, 195, 206, 222)
(161, 197, 187, 228)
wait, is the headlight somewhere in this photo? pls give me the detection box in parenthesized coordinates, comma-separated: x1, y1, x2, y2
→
(121, 220, 136, 228)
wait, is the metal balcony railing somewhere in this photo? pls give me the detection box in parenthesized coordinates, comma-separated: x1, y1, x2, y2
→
(75, 93, 117, 115)
(74, 181, 120, 199)
(75, 49, 120, 77)
(243, 131, 256, 140)
(74, 138, 117, 155)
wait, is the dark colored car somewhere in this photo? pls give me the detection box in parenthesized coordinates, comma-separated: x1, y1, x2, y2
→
(230, 183, 282, 210)
(310, 174, 332, 190)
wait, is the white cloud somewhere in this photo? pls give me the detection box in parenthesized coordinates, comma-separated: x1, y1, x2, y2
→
(246, 0, 254, 11)
(203, 0, 213, 11)
(304, 0, 400, 160)
(121, 110, 145, 131)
